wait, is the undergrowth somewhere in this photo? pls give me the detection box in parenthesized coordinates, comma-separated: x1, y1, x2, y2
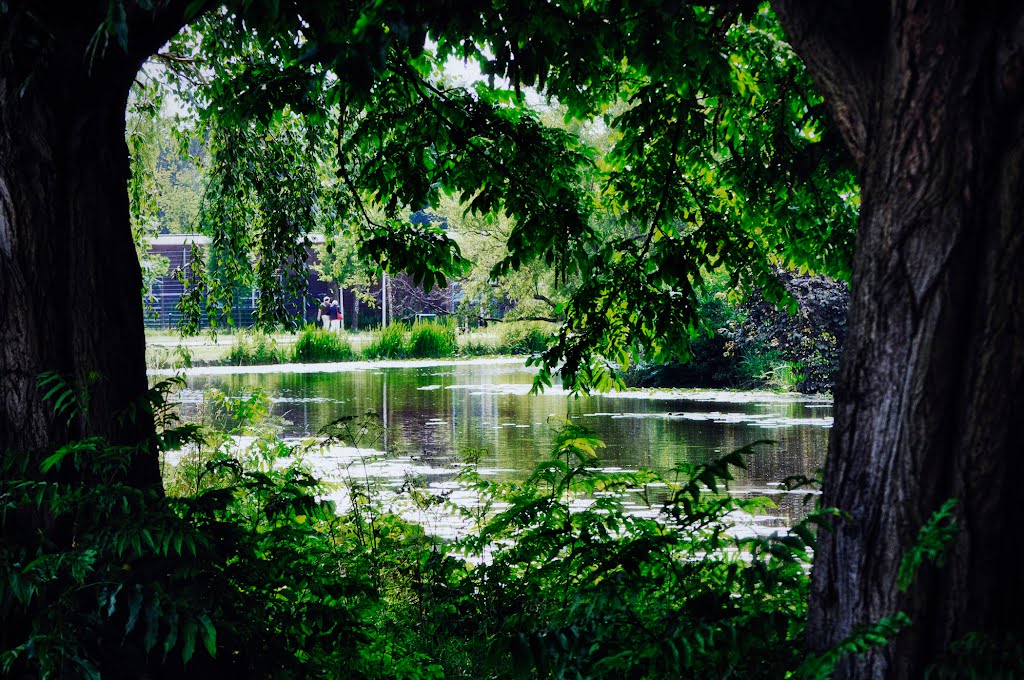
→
(1, 374, 972, 678)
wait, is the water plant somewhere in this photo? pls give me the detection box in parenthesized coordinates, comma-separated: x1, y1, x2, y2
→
(496, 321, 550, 355)
(291, 326, 356, 363)
(225, 331, 288, 365)
(363, 323, 407, 359)
(408, 320, 457, 358)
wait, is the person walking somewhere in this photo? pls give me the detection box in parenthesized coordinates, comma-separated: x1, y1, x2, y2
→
(319, 295, 331, 329)
(329, 298, 340, 332)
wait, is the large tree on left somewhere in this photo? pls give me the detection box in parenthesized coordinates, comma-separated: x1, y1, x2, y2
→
(0, 2, 194, 484)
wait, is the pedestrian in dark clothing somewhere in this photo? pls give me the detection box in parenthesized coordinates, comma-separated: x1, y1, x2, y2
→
(328, 299, 340, 332)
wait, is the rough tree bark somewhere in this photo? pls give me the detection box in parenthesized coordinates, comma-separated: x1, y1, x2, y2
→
(776, 2, 1024, 676)
(0, 4, 194, 485)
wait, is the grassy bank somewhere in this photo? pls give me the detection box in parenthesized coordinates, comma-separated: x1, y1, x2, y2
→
(145, 321, 809, 394)
(145, 321, 556, 370)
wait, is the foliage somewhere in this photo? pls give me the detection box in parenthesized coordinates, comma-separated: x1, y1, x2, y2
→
(621, 276, 775, 390)
(624, 269, 842, 392)
(225, 331, 289, 366)
(159, 389, 376, 678)
(0, 380, 377, 678)
(408, 320, 457, 358)
(311, 231, 379, 315)
(442, 193, 569, 324)
(121, 1, 857, 393)
(926, 632, 1024, 680)
(624, 278, 748, 389)
(441, 425, 815, 678)
(8, 375, 987, 678)
(737, 349, 801, 392)
(291, 327, 357, 363)
(363, 323, 408, 360)
(0, 378, 213, 677)
(797, 613, 913, 680)
(126, 91, 206, 237)
(897, 498, 959, 594)
(509, 4, 857, 392)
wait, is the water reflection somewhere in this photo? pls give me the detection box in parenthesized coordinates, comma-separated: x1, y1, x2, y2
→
(170, 360, 830, 524)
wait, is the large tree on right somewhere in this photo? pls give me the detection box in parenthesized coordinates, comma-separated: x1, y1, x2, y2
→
(774, 3, 1024, 676)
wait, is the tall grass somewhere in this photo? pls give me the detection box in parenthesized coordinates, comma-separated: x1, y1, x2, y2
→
(458, 336, 495, 356)
(408, 320, 457, 358)
(363, 323, 407, 359)
(291, 327, 355, 363)
(146, 344, 194, 369)
(456, 321, 553, 357)
(226, 331, 288, 365)
(739, 349, 801, 392)
(497, 321, 550, 354)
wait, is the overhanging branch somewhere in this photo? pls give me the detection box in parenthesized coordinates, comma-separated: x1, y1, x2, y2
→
(772, 1, 887, 168)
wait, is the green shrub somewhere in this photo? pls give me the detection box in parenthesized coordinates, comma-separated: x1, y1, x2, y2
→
(363, 323, 407, 359)
(408, 320, 457, 358)
(497, 321, 550, 355)
(291, 327, 355, 363)
(226, 331, 288, 365)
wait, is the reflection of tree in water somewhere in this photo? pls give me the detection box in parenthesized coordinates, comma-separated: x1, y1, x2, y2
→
(180, 365, 831, 523)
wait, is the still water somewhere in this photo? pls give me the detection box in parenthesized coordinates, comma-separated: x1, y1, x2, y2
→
(165, 358, 831, 527)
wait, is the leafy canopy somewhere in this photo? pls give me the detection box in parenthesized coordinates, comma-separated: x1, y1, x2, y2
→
(133, 0, 856, 388)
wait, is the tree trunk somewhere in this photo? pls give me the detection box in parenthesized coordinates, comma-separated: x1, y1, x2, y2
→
(0, 9, 186, 486)
(777, 2, 1024, 676)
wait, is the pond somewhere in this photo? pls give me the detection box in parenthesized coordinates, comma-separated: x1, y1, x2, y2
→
(161, 358, 831, 528)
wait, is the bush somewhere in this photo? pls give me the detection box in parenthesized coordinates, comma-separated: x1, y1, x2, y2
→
(291, 327, 355, 363)
(226, 331, 288, 366)
(363, 323, 407, 359)
(408, 320, 457, 358)
(496, 321, 550, 355)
